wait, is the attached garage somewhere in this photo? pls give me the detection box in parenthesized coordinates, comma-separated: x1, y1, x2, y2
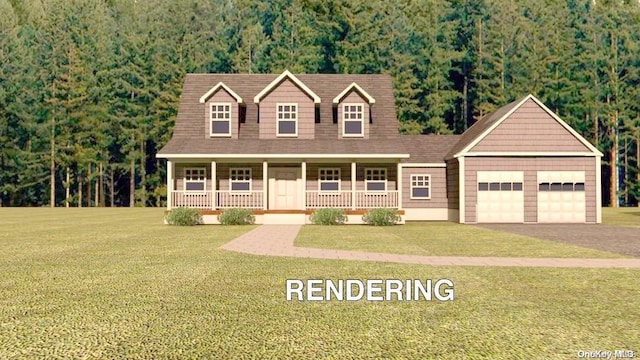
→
(476, 171, 524, 223)
(445, 94, 603, 224)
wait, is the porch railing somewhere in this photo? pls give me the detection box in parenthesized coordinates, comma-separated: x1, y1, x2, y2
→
(305, 191, 352, 208)
(355, 190, 398, 209)
(172, 191, 211, 209)
(305, 190, 399, 209)
(216, 190, 264, 209)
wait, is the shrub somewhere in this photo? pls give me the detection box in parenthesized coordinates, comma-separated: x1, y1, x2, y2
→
(166, 207, 202, 226)
(310, 208, 348, 225)
(362, 208, 401, 226)
(218, 208, 255, 225)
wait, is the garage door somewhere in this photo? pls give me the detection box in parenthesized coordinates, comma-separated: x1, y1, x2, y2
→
(476, 171, 524, 223)
(537, 171, 585, 223)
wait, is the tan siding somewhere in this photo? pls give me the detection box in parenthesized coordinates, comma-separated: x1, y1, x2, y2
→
(402, 167, 447, 208)
(446, 160, 459, 209)
(356, 164, 396, 191)
(259, 79, 315, 139)
(205, 89, 239, 139)
(470, 99, 592, 152)
(216, 163, 263, 191)
(337, 91, 370, 139)
(306, 163, 352, 191)
(463, 157, 597, 223)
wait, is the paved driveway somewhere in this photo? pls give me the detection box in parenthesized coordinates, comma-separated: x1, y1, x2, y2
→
(478, 224, 640, 258)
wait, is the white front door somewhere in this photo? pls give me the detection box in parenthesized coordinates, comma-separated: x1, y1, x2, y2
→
(269, 168, 301, 209)
(476, 171, 525, 223)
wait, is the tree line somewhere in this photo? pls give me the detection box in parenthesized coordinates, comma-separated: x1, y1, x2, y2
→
(0, 0, 638, 207)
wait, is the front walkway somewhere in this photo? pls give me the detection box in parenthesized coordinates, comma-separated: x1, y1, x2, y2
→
(221, 225, 640, 269)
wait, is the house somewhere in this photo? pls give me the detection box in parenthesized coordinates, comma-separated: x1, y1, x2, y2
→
(157, 70, 603, 224)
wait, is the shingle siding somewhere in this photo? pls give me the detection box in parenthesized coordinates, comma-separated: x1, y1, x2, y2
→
(446, 159, 459, 210)
(205, 89, 239, 139)
(259, 79, 315, 139)
(402, 167, 448, 208)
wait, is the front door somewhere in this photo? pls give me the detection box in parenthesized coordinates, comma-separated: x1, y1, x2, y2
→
(269, 168, 301, 209)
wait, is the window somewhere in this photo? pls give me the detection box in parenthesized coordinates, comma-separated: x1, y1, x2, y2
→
(210, 103, 231, 136)
(365, 168, 387, 191)
(410, 175, 430, 199)
(230, 168, 251, 192)
(478, 182, 523, 191)
(277, 103, 297, 136)
(539, 182, 585, 192)
(319, 168, 340, 192)
(343, 103, 364, 137)
(184, 168, 206, 191)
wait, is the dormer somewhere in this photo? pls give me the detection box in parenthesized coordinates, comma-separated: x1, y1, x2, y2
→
(199, 82, 243, 139)
(254, 70, 320, 139)
(333, 83, 375, 139)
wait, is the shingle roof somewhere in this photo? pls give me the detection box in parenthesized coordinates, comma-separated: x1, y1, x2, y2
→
(444, 95, 528, 159)
(158, 73, 459, 163)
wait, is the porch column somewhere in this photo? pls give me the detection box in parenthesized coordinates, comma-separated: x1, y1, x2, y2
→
(211, 161, 217, 209)
(167, 160, 173, 210)
(263, 161, 268, 210)
(301, 161, 306, 209)
(351, 162, 356, 210)
(397, 162, 403, 209)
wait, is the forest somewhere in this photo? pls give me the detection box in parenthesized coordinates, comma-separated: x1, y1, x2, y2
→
(0, 0, 638, 207)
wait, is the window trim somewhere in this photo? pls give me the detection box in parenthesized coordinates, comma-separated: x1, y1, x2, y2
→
(209, 102, 232, 137)
(230, 167, 252, 193)
(276, 103, 298, 137)
(410, 174, 431, 200)
(184, 167, 207, 192)
(318, 168, 341, 193)
(342, 103, 364, 137)
(365, 168, 387, 192)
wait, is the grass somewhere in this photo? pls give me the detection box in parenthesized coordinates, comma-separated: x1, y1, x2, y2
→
(295, 222, 625, 258)
(603, 206, 640, 227)
(0, 208, 638, 359)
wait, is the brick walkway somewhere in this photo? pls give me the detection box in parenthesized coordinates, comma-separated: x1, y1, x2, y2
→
(221, 225, 640, 269)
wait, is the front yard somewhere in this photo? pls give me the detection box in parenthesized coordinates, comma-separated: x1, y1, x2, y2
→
(0, 208, 638, 359)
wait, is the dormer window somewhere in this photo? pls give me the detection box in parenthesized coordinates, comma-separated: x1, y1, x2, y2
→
(277, 103, 298, 137)
(210, 103, 231, 137)
(342, 103, 364, 137)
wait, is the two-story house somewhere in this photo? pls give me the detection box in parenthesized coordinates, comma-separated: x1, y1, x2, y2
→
(157, 70, 603, 224)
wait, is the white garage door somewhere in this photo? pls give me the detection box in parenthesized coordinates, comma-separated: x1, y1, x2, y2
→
(537, 171, 586, 223)
(476, 171, 524, 223)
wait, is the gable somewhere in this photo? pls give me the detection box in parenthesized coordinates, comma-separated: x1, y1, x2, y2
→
(469, 98, 592, 153)
(254, 70, 320, 104)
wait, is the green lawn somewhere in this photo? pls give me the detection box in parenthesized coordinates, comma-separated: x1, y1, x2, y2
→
(0, 208, 638, 359)
(295, 222, 625, 258)
(603, 206, 640, 227)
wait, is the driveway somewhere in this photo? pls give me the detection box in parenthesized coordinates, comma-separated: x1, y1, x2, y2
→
(478, 224, 640, 258)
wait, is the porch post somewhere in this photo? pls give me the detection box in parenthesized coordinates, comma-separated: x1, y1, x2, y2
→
(211, 161, 216, 210)
(263, 161, 268, 210)
(301, 161, 306, 209)
(397, 162, 402, 209)
(351, 162, 356, 210)
(166, 160, 173, 210)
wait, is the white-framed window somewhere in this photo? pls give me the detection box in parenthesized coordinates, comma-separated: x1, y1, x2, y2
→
(365, 168, 387, 191)
(342, 103, 364, 137)
(230, 168, 252, 192)
(184, 168, 206, 191)
(410, 174, 431, 199)
(210, 103, 231, 137)
(319, 168, 340, 192)
(276, 103, 298, 137)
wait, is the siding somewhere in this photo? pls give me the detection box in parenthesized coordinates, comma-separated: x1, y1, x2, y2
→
(470, 99, 591, 152)
(205, 89, 239, 139)
(446, 159, 459, 209)
(306, 163, 352, 191)
(402, 167, 447, 208)
(337, 91, 370, 139)
(463, 157, 597, 223)
(259, 79, 315, 139)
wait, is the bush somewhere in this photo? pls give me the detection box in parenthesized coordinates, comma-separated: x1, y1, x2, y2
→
(218, 208, 255, 225)
(362, 208, 401, 226)
(166, 207, 202, 226)
(310, 208, 348, 225)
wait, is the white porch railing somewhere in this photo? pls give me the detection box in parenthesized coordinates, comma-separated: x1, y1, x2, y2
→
(306, 191, 352, 208)
(355, 190, 398, 209)
(216, 190, 264, 209)
(172, 191, 212, 209)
